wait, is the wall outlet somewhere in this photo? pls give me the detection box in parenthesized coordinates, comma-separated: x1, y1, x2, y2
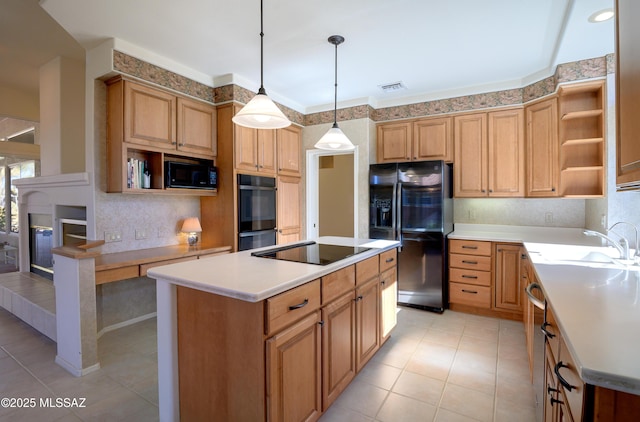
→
(135, 229, 148, 240)
(545, 212, 553, 225)
(601, 214, 607, 229)
(104, 231, 122, 242)
(469, 208, 477, 221)
(157, 227, 169, 238)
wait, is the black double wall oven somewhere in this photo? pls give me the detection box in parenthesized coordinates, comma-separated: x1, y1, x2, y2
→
(237, 174, 277, 251)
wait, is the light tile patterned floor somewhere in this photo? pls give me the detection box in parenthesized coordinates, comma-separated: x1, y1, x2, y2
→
(0, 305, 536, 421)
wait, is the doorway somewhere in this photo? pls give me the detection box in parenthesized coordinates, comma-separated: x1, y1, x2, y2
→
(306, 148, 358, 239)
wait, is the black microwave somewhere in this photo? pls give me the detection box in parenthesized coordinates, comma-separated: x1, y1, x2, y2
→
(165, 161, 217, 190)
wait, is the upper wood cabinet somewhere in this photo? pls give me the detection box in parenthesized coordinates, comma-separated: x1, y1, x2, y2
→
(115, 77, 216, 159)
(525, 97, 559, 197)
(277, 125, 302, 176)
(558, 81, 605, 197)
(177, 97, 217, 157)
(413, 117, 453, 162)
(106, 76, 216, 195)
(615, 0, 640, 190)
(234, 125, 277, 174)
(377, 122, 412, 162)
(454, 109, 524, 198)
(376, 117, 453, 163)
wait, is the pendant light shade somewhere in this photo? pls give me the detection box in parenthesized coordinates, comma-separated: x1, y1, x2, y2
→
(232, 0, 291, 129)
(315, 35, 354, 151)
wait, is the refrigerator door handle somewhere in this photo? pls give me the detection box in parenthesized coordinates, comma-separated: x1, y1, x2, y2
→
(396, 182, 403, 249)
(391, 182, 398, 240)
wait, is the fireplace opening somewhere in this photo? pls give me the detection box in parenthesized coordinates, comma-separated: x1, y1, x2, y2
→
(29, 214, 53, 280)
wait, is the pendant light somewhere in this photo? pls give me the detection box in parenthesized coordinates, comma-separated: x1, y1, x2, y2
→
(232, 0, 291, 129)
(314, 35, 355, 150)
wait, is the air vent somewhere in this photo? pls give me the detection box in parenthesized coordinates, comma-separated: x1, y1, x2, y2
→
(379, 81, 407, 93)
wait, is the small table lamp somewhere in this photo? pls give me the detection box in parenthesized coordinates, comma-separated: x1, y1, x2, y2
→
(181, 217, 202, 246)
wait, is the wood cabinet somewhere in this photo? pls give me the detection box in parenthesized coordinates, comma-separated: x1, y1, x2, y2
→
(494, 243, 522, 312)
(321, 292, 356, 410)
(525, 97, 559, 197)
(277, 125, 302, 176)
(277, 176, 302, 244)
(234, 125, 277, 174)
(377, 122, 412, 162)
(449, 239, 492, 309)
(106, 76, 217, 195)
(615, 0, 640, 190)
(454, 109, 525, 197)
(267, 311, 323, 422)
(376, 117, 453, 163)
(558, 81, 605, 197)
(449, 239, 523, 320)
(355, 277, 379, 372)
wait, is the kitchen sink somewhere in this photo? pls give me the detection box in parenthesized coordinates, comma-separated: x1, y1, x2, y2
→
(525, 243, 638, 269)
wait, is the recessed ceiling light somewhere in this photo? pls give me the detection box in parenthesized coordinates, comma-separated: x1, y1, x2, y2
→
(588, 8, 614, 23)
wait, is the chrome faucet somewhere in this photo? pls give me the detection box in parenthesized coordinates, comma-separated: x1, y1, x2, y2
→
(583, 229, 630, 260)
(607, 221, 640, 259)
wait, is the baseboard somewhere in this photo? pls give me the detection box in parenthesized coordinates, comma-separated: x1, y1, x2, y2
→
(55, 355, 101, 377)
(97, 312, 157, 339)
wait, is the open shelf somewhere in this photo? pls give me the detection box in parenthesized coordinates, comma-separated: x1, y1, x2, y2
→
(558, 80, 605, 198)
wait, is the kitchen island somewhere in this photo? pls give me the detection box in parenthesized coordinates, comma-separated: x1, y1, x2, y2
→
(147, 237, 400, 422)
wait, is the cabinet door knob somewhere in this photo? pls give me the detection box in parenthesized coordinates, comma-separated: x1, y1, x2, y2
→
(552, 187, 556, 192)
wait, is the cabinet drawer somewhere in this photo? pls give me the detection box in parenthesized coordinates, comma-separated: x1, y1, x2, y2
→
(544, 305, 560, 358)
(379, 249, 397, 273)
(355, 257, 378, 286)
(449, 282, 490, 308)
(449, 239, 492, 256)
(557, 336, 585, 422)
(449, 253, 492, 271)
(266, 279, 321, 336)
(323, 265, 355, 304)
(449, 268, 491, 286)
(95, 265, 139, 284)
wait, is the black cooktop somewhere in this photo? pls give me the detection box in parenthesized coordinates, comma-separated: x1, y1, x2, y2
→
(251, 241, 371, 265)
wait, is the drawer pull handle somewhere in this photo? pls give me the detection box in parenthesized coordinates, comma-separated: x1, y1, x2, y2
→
(462, 260, 478, 265)
(386, 257, 395, 263)
(462, 275, 478, 279)
(288, 298, 309, 311)
(554, 362, 577, 392)
(461, 289, 478, 294)
(461, 245, 478, 249)
(550, 397, 564, 406)
(541, 322, 556, 339)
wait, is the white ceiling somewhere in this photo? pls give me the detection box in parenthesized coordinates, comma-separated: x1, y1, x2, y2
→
(2, 0, 614, 114)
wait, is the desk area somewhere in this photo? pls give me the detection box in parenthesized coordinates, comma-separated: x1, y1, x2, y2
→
(94, 244, 231, 284)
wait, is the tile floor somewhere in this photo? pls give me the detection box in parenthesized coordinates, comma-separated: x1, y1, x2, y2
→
(0, 305, 536, 422)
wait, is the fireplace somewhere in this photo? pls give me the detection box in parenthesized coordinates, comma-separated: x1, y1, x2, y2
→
(29, 213, 53, 280)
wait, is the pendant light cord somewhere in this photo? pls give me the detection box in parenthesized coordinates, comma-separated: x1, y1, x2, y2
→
(332, 40, 338, 127)
(258, 0, 266, 95)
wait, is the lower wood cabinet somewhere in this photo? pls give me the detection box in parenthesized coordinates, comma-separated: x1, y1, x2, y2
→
(322, 292, 356, 410)
(355, 277, 380, 372)
(176, 250, 397, 421)
(494, 244, 523, 312)
(267, 311, 323, 422)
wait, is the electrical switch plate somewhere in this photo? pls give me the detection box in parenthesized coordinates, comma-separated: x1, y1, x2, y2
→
(104, 231, 122, 243)
(135, 229, 147, 240)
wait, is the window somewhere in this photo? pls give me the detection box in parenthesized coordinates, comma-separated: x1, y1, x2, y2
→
(0, 160, 35, 234)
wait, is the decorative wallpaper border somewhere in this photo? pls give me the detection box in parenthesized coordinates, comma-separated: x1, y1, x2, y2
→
(112, 50, 614, 127)
(113, 51, 214, 103)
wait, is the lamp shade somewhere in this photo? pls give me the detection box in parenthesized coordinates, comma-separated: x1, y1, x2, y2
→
(181, 217, 202, 233)
(314, 124, 355, 150)
(232, 92, 291, 129)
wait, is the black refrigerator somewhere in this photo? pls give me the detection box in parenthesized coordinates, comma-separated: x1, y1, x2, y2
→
(369, 161, 453, 312)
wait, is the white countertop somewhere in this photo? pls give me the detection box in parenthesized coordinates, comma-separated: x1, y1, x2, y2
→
(147, 236, 399, 302)
(449, 224, 640, 395)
